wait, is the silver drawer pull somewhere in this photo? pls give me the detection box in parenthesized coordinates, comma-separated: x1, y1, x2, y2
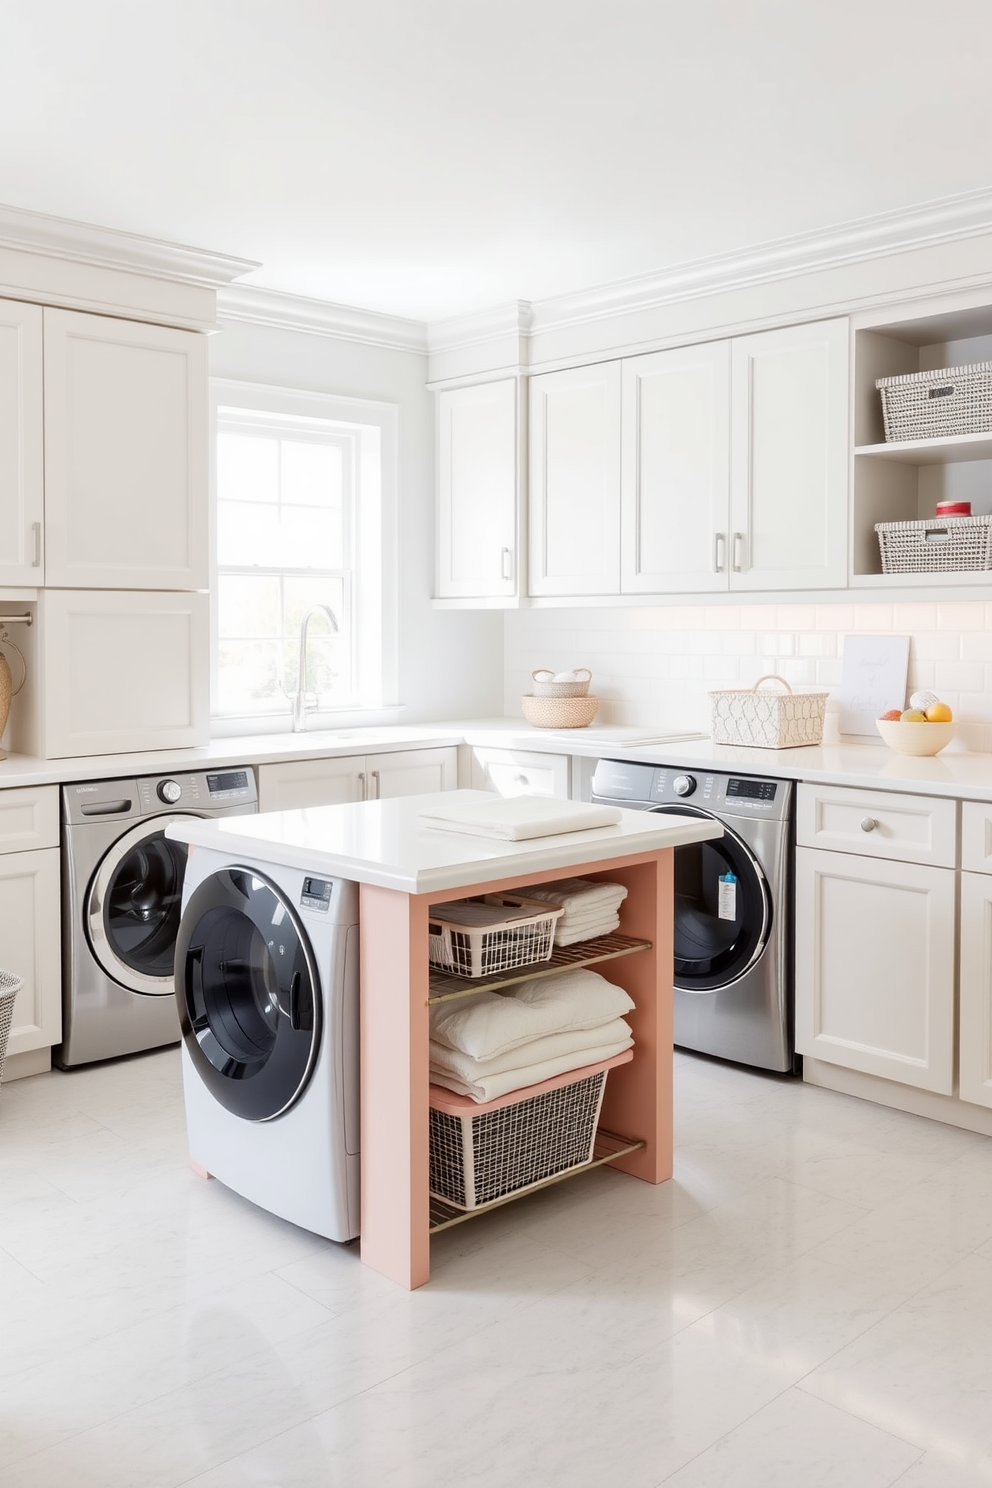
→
(860, 817, 878, 833)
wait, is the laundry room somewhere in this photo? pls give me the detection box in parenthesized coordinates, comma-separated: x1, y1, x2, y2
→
(6, 4, 992, 1486)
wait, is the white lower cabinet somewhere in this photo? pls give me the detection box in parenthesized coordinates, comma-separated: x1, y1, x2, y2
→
(795, 844, 955, 1093)
(0, 787, 61, 1062)
(959, 871, 992, 1110)
(795, 782, 957, 1095)
(258, 747, 457, 812)
(468, 746, 569, 799)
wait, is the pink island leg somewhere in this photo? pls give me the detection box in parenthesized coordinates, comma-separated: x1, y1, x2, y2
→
(359, 847, 677, 1290)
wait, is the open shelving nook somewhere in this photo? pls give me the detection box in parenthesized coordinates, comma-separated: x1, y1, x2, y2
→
(852, 301, 992, 586)
(426, 928, 653, 1231)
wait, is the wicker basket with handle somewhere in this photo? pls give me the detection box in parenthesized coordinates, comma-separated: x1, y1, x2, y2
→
(709, 675, 828, 750)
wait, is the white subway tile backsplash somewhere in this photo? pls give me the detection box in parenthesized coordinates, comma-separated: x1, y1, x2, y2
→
(506, 601, 992, 743)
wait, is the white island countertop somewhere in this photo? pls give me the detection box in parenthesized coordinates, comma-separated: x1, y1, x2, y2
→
(165, 789, 723, 895)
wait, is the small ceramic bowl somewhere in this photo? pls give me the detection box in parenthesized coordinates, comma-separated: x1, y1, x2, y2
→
(876, 719, 955, 757)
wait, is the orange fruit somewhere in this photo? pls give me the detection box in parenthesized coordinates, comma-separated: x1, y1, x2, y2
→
(924, 702, 952, 723)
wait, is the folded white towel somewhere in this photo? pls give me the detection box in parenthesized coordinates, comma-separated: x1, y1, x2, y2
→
(417, 797, 622, 842)
(555, 914, 621, 947)
(428, 1016, 632, 1082)
(429, 1035, 634, 1103)
(522, 878, 629, 915)
(552, 907, 622, 932)
(429, 968, 635, 1060)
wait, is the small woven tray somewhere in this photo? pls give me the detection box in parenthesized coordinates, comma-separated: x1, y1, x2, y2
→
(877, 362, 992, 441)
(875, 514, 992, 573)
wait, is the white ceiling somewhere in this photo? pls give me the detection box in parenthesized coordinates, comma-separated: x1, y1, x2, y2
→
(5, 0, 992, 323)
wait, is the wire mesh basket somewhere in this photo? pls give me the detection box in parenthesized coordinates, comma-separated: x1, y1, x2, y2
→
(875, 514, 992, 573)
(429, 1053, 630, 1210)
(0, 971, 23, 1087)
(428, 893, 564, 978)
(876, 362, 992, 441)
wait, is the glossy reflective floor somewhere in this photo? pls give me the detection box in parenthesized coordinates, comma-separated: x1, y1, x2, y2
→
(3, 1047, 992, 1487)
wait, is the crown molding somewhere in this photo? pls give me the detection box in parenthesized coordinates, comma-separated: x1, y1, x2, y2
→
(427, 300, 533, 355)
(529, 186, 992, 335)
(217, 283, 428, 353)
(0, 202, 257, 287)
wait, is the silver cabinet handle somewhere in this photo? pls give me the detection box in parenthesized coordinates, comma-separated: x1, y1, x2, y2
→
(358, 771, 366, 800)
(32, 521, 41, 567)
(713, 532, 726, 574)
(370, 770, 380, 800)
(732, 532, 747, 572)
(513, 773, 529, 785)
(500, 546, 514, 581)
(861, 817, 878, 833)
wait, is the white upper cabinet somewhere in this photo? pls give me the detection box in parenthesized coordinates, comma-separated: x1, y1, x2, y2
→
(527, 318, 849, 601)
(529, 361, 622, 596)
(436, 379, 519, 601)
(729, 319, 849, 591)
(0, 299, 44, 586)
(620, 341, 731, 593)
(43, 308, 208, 590)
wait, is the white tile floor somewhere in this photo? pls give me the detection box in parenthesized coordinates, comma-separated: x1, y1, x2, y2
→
(3, 1048, 992, 1487)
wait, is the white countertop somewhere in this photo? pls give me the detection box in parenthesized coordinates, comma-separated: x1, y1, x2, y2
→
(4, 716, 992, 803)
(165, 789, 724, 895)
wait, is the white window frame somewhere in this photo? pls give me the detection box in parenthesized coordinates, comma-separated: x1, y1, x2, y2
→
(209, 378, 399, 734)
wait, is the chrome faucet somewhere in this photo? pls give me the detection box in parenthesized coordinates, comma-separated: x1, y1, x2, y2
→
(291, 604, 339, 732)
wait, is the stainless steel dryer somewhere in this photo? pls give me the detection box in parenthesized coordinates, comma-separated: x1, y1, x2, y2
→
(591, 760, 793, 1072)
(57, 768, 257, 1067)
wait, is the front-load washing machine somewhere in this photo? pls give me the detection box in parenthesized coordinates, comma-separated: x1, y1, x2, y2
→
(172, 842, 360, 1242)
(57, 768, 258, 1068)
(592, 759, 794, 1072)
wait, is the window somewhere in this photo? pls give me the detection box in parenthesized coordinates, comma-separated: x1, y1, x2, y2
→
(210, 380, 397, 727)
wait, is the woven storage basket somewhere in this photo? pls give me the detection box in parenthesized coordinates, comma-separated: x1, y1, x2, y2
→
(429, 1050, 631, 1210)
(876, 514, 992, 574)
(877, 362, 992, 441)
(0, 971, 23, 1087)
(710, 674, 828, 750)
(521, 694, 599, 728)
(530, 668, 592, 698)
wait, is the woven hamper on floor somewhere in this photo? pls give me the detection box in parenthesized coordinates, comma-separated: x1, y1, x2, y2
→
(876, 362, 992, 441)
(429, 1050, 632, 1210)
(876, 514, 992, 574)
(0, 971, 23, 1087)
(710, 674, 828, 750)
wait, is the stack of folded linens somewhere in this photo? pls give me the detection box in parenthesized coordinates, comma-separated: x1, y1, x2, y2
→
(429, 967, 634, 1103)
(520, 878, 629, 946)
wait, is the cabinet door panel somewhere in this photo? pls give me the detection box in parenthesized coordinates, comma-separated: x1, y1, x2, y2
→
(621, 343, 730, 593)
(731, 319, 849, 590)
(368, 747, 457, 798)
(0, 786, 59, 852)
(37, 590, 209, 758)
(436, 381, 517, 599)
(0, 847, 61, 1056)
(959, 871, 992, 1110)
(529, 363, 621, 595)
(43, 308, 207, 590)
(257, 757, 366, 811)
(961, 800, 992, 874)
(795, 846, 954, 1092)
(0, 300, 44, 585)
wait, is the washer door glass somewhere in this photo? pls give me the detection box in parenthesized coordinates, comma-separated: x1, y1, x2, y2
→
(653, 805, 771, 992)
(87, 815, 197, 996)
(176, 866, 320, 1122)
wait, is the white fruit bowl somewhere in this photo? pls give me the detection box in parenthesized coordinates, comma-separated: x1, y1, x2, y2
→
(876, 719, 955, 757)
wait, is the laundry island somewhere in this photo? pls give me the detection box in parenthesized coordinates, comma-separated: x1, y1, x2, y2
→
(168, 790, 722, 1289)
